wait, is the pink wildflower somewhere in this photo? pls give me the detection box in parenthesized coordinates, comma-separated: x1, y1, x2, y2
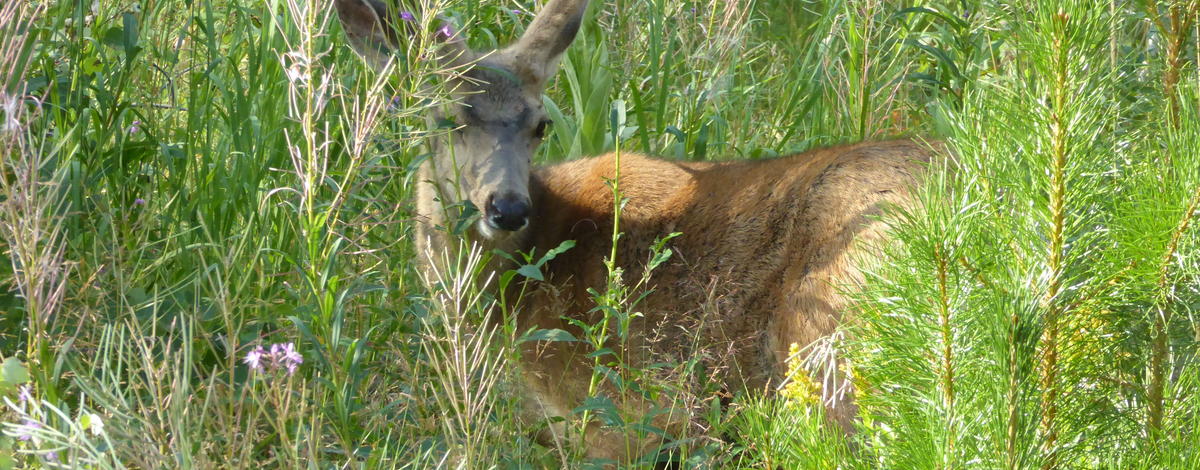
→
(245, 342, 303, 375)
(243, 345, 267, 372)
(271, 342, 304, 375)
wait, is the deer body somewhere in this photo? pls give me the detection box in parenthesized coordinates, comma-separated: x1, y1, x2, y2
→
(419, 140, 930, 458)
(335, 0, 932, 461)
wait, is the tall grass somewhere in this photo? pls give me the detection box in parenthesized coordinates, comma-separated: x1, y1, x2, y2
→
(0, 0, 1196, 468)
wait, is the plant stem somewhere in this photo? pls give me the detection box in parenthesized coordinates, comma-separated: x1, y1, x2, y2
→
(1148, 185, 1200, 435)
(1039, 11, 1072, 470)
(935, 243, 956, 469)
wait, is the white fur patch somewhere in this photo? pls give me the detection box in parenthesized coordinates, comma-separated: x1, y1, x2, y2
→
(476, 218, 499, 240)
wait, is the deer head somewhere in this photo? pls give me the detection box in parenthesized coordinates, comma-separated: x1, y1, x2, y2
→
(335, 0, 588, 238)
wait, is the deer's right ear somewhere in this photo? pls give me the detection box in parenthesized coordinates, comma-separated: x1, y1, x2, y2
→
(334, 0, 400, 70)
(508, 0, 589, 87)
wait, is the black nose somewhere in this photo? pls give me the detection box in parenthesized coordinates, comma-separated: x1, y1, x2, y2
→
(486, 193, 530, 232)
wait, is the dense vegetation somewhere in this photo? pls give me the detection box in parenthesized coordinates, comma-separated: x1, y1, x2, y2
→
(0, 0, 1198, 468)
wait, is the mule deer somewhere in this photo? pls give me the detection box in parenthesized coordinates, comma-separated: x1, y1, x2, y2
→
(336, 0, 932, 462)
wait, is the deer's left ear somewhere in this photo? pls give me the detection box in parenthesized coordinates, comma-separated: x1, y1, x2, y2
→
(506, 0, 589, 87)
(334, 0, 401, 70)
(334, 0, 476, 71)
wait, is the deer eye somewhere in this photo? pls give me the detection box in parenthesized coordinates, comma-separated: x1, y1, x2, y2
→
(533, 119, 551, 139)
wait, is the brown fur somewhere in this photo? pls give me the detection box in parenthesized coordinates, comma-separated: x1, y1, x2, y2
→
(334, 0, 933, 462)
(483, 141, 930, 460)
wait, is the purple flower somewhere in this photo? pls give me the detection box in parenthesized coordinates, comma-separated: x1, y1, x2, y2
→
(399, 11, 415, 22)
(17, 419, 41, 441)
(436, 24, 455, 40)
(272, 342, 304, 375)
(133, 198, 146, 206)
(243, 345, 267, 372)
(245, 342, 303, 375)
(127, 120, 141, 134)
(17, 384, 32, 404)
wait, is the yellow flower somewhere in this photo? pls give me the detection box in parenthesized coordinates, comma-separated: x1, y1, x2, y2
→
(781, 343, 821, 407)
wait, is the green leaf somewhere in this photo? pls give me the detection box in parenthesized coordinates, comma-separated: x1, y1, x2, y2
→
(81, 57, 103, 75)
(573, 396, 623, 426)
(609, 99, 627, 137)
(587, 348, 615, 359)
(648, 247, 674, 271)
(491, 248, 518, 264)
(516, 264, 543, 281)
(1, 358, 28, 385)
(595, 365, 624, 389)
(122, 13, 140, 56)
(498, 269, 518, 291)
(101, 26, 126, 49)
(535, 239, 576, 267)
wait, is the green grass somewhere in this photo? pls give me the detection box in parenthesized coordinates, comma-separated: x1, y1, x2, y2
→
(0, 0, 1198, 468)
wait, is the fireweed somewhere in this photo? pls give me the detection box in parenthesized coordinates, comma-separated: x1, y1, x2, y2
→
(243, 342, 304, 376)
